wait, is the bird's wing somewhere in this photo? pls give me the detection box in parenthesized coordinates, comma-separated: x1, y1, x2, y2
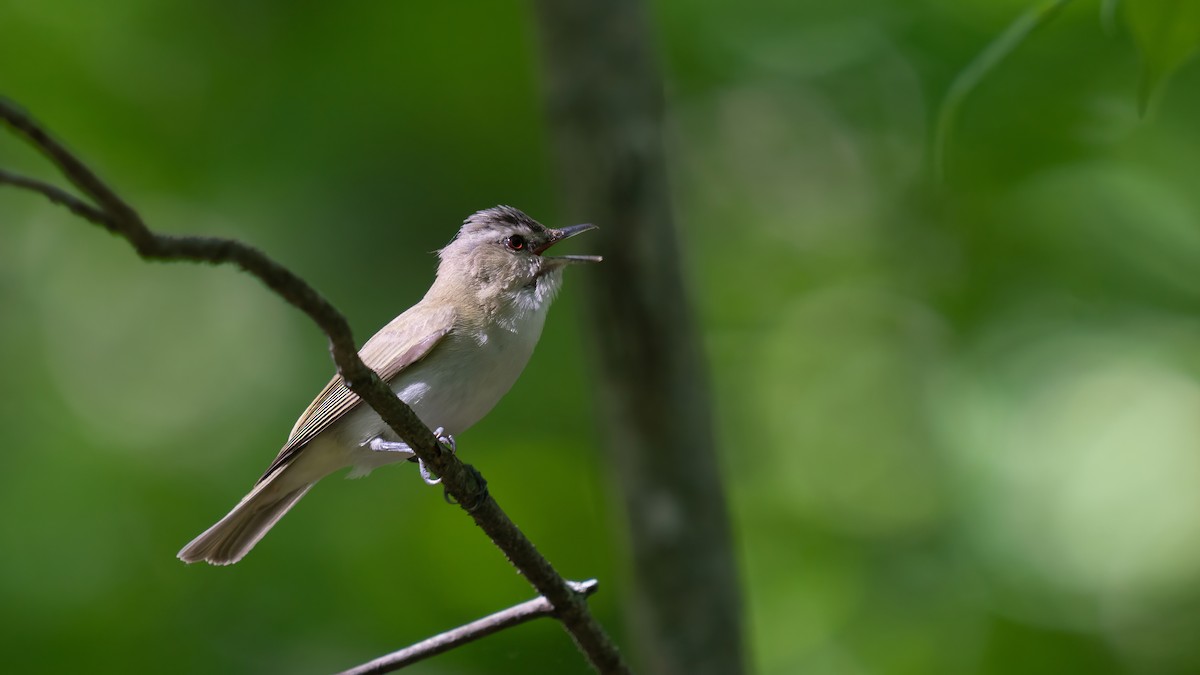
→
(257, 303, 456, 482)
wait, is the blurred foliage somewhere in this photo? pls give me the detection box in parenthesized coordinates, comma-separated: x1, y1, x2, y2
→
(1124, 0, 1200, 112)
(2, 1, 1200, 674)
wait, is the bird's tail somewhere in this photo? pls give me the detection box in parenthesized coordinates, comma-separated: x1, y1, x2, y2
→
(177, 472, 314, 566)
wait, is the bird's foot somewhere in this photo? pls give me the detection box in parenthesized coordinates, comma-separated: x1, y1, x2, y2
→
(417, 459, 441, 485)
(417, 427, 457, 486)
(365, 431, 454, 486)
(432, 426, 457, 455)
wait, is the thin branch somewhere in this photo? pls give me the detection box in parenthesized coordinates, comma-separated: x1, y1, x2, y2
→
(337, 580, 600, 675)
(0, 168, 114, 227)
(0, 97, 144, 228)
(0, 97, 628, 675)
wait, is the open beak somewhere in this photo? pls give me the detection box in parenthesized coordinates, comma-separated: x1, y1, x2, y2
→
(535, 223, 603, 263)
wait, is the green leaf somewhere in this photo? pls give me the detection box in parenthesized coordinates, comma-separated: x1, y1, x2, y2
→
(1124, 0, 1200, 114)
(933, 0, 1073, 184)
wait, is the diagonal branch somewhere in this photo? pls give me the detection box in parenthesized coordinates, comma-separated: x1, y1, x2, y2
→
(337, 580, 600, 675)
(0, 97, 628, 675)
(0, 168, 113, 228)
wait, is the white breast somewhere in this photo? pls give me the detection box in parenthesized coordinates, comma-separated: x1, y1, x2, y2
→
(397, 306, 548, 435)
(332, 280, 556, 475)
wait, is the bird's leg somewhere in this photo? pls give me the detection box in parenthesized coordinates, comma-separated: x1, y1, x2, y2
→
(367, 437, 411, 454)
(365, 436, 436, 482)
(365, 430, 454, 486)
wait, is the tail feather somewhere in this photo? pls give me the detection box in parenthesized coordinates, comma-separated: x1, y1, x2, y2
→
(178, 479, 314, 566)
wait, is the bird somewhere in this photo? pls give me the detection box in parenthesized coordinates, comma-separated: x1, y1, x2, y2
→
(178, 205, 600, 565)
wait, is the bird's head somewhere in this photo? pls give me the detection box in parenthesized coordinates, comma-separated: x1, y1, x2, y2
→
(435, 206, 600, 309)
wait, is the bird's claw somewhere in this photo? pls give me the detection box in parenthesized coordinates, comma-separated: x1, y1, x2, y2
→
(418, 458, 441, 486)
(432, 426, 457, 454)
(417, 426, 457, 486)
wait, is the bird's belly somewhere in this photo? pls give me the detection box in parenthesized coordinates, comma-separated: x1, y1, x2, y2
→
(334, 318, 544, 465)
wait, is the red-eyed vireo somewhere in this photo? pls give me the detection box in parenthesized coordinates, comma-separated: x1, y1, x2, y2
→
(178, 206, 600, 565)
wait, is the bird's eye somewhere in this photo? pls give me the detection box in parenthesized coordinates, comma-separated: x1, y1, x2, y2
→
(504, 234, 527, 251)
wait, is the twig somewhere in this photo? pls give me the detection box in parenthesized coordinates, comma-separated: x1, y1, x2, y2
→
(336, 580, 600, 675)
(0, 97, 628, 675)
(0, 168, 112, 226)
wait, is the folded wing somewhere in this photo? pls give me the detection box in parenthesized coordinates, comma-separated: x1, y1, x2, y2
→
(257, 303, 456, 482)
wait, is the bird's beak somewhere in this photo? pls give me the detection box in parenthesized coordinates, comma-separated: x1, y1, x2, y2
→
(535, 223, 603, 263)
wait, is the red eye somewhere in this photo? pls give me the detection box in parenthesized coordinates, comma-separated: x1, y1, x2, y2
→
(504, 235, 527, 251)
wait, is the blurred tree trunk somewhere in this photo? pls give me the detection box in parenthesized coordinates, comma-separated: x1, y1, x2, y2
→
(532, 3, 746, 674)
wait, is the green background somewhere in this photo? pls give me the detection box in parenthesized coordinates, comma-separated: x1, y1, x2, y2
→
(3, 1, 1200, 673)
